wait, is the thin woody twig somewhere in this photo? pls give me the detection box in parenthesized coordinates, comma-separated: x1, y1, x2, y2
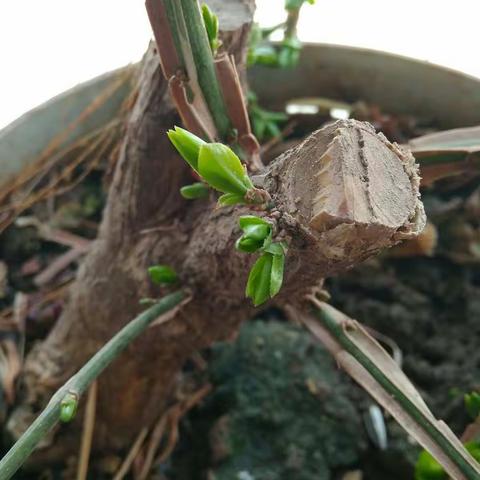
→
(34, 249, 87, 288)
(138, 383, 212, 480)
(215, 54, 262, 171)
(113, 427, 149, 480)
(76, 381, 98, 480)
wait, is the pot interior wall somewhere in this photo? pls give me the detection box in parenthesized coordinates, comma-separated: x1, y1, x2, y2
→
(249, 43, 480, 130)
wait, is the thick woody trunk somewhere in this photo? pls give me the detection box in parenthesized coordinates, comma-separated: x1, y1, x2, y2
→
(8, 0, 425, 461)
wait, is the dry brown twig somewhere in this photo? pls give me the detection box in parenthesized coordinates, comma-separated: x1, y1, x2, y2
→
(33, 249, 88, 288)
(0, 67, 134, 205)
(0, 293, 28, 407)
(0, 121, 120, 233)
(137, 383, 212, 480)
(113, 428, 149, 480)
(76, 381, 98, 480)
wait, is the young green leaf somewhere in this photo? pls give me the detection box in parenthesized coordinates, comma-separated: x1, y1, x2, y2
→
(60, 392, 78, 423)
(248, 91, 288, 141)
(236, 215, 272, 253)
(167, 126, 206, 172)
(264, 241, 287, 256)
(466, 441, 480, 463)
(248, 44, 279, 67)
(414, 450, 447, 480)
(198, 143, 254, 195)
(236, 236, 263, 253)
(246, 253, 273, 307)
(277, 37, 302, 68)
(252, 115, 267, 139)
(236, 225, 271, 253)
(218, 193, 246, 206)
(241, 224, 270, 240)
(180, 182, 210, 200)
(465, 392, 480, 419)
(415, 443, 480, 480)
(245, 248, 286, 306)
(270, 251, 285, 297)
(238, 215, 270, 230)
(148, 265, 178, 285)
(201, 3, 219, 54)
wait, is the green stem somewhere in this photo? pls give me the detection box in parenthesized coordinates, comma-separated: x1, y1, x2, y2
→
(176, 0, 231, 139)
(285, 7, 299, 39)
(314, 306, 480, 480)
(0, 291, 185, 480)
(163, 0, 187, 69)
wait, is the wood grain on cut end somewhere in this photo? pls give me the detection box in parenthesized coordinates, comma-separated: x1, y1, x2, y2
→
(268, 119, 425, 272)
(306, 120, 423, 233)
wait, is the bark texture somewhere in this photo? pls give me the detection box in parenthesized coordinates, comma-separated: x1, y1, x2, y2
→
(8, 0, 425, 460)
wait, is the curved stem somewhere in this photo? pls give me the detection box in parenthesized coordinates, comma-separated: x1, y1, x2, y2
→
(0, 291, 185, 480)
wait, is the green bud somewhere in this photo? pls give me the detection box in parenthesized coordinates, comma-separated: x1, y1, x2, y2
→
(148, 265, 178, 285)
(180, 182, 209, 200)
(236, 236, 263, 253)
(198, 143, 254, 196)
(201, 4, 219, 53)
(60, 392, 78, 423)
(241, 224, 270, 242)
(465, 392, 480, 419)
(167, 126, 206, 172)
(167, 128, 258, 206)
(236, 225, 270, 253)
(236, 216, 272, 253)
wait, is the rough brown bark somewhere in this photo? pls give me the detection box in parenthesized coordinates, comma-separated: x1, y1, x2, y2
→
(8, 0, 425, 461)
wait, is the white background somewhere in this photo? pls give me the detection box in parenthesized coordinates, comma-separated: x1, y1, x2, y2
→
(0, 0, 479, 130)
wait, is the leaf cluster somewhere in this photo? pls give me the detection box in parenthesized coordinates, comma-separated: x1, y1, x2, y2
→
(235, 215, 287, 306)
(168, 126, 258, 206)
(168, 128, 287, 307)
(248, 34, 302, 69)
(247, 0, 314, 69)
(248, 91, 288, 141)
